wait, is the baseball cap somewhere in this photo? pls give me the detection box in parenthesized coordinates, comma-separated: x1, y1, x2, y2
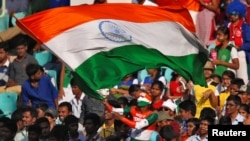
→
(45, 108, 58, 118)
(137, 93, 152, 107)
(156, 111, 173, 121)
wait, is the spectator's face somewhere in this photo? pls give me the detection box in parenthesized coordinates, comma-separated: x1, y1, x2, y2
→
(68, 122, 78, 134)
(229, 14, 240, 23)
(179, 109, 189, 120)
(216, 30, 227, 42)
(204, 69, 213, 79)
(71, 85, 82, 96)
(199, 120, 209, 135)
(28, 131, 40, 141)
(16, 45, 27, 57)
(31, 69, 43, 82)
(239, 107, 248, 119)
(84, 119, 98, 135)
(150, 84, 162, 98)
(22, 111, 36, 127)
(0, 48, 8, 63)
(58, 106, 71, 122)
(187, 122, 195, 136)
(39, 122, 50, 138)
(2, 127, 15, 141)
(222, 75, 232, 88)
(226, 100, 239, 115)
(229, 84, 240, 95)
(243, 114, 250, 125)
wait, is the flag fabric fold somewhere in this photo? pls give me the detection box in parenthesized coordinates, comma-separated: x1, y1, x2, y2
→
(16, 3, 208, 100)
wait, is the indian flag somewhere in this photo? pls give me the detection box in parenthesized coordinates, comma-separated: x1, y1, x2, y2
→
(16, 3, 208, 100)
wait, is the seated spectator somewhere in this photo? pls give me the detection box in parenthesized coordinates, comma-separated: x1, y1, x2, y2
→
(6, 35, 38, 94)
(21, 63, 58, 108)
(225, 95, 244, 125)
(181, 118, 200, 141)
(218, 116, 232, 125)
(0, 42, 10, 92)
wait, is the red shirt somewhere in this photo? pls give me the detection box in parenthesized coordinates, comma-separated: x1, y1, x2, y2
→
(170, 81, 184, 97)
(152, 99, 164, 110)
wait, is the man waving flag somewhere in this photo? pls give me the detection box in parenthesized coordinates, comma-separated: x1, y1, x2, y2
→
(16, 3, 208, 100)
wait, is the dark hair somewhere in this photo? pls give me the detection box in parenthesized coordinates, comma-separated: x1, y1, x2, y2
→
(23, 107, 38, 118)
(11, 108, 24, 123)
(179, 100, 196, 116)
(231, 78, 245, 88)
(35, 117, 49, 125)
(50, 125, 69, 141)
(171, 72, 179, 81)
(36, 103, 49, 112)
(3, 119, 17, 134)
(70, 77, 78, 87)
(0, 116, 11, 123)
(217, 26, 230, 39)
(26, 63, 42, 78)
(128, 84, 141, 94)
(58, 102, 72, 112)
(226, 95, 242, 105)
(240, 104, 250, 113)
(151, 80, 165, 92)
(108, 100, 122, 108)
(117, 97, 129, 107)
(84, 113, 101, 127)
(222, 70, 236, 80)
(159, 125, 177, 141)
(219, 116, 232, 125)
(211, 74, 222, 83)
(0, 41, 9, 52)
(187, 118, 200, 135)
(28, 124, 41, 134)
(200, 107, 216, 120)
(64, 115, 79, 125)
(200, 116, 215, 125)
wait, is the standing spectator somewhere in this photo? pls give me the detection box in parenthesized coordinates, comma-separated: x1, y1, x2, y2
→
(64, 115, 85, 141)
(0, 42, 10, 92)
(21, 64, 58, 108)
(150, 80, 165, 110)
(70, 78, 85, 119)
(27, 124, 41, 141)
(6, 35, 38, 94)
(83, 113, 104, 141)
(186, 116, 214, 141)
(196, 0, 219, 46)
(212, 26, 239, 76)
(225, 95, 244, 125)
(35, 117, 50, 141)
(178, 100, 196, 136)
(1, 119, 18, 141)
(192, 61, 219, 118)
(226, 0, 250, 82)
(44, 108, 57, 131)
(36, 103, 49, 119)
(49, 125, 69, 141)
(18, 106, 38, 141)
(57, 102, 84, 133)
(11, 108, 25, 141)
(105, 93, 158, 141)
(181, 118, 200, 141)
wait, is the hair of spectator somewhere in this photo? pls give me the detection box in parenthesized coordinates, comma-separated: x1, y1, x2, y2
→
(179, 100, 196, 117)
(58, 102, 73, 113)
